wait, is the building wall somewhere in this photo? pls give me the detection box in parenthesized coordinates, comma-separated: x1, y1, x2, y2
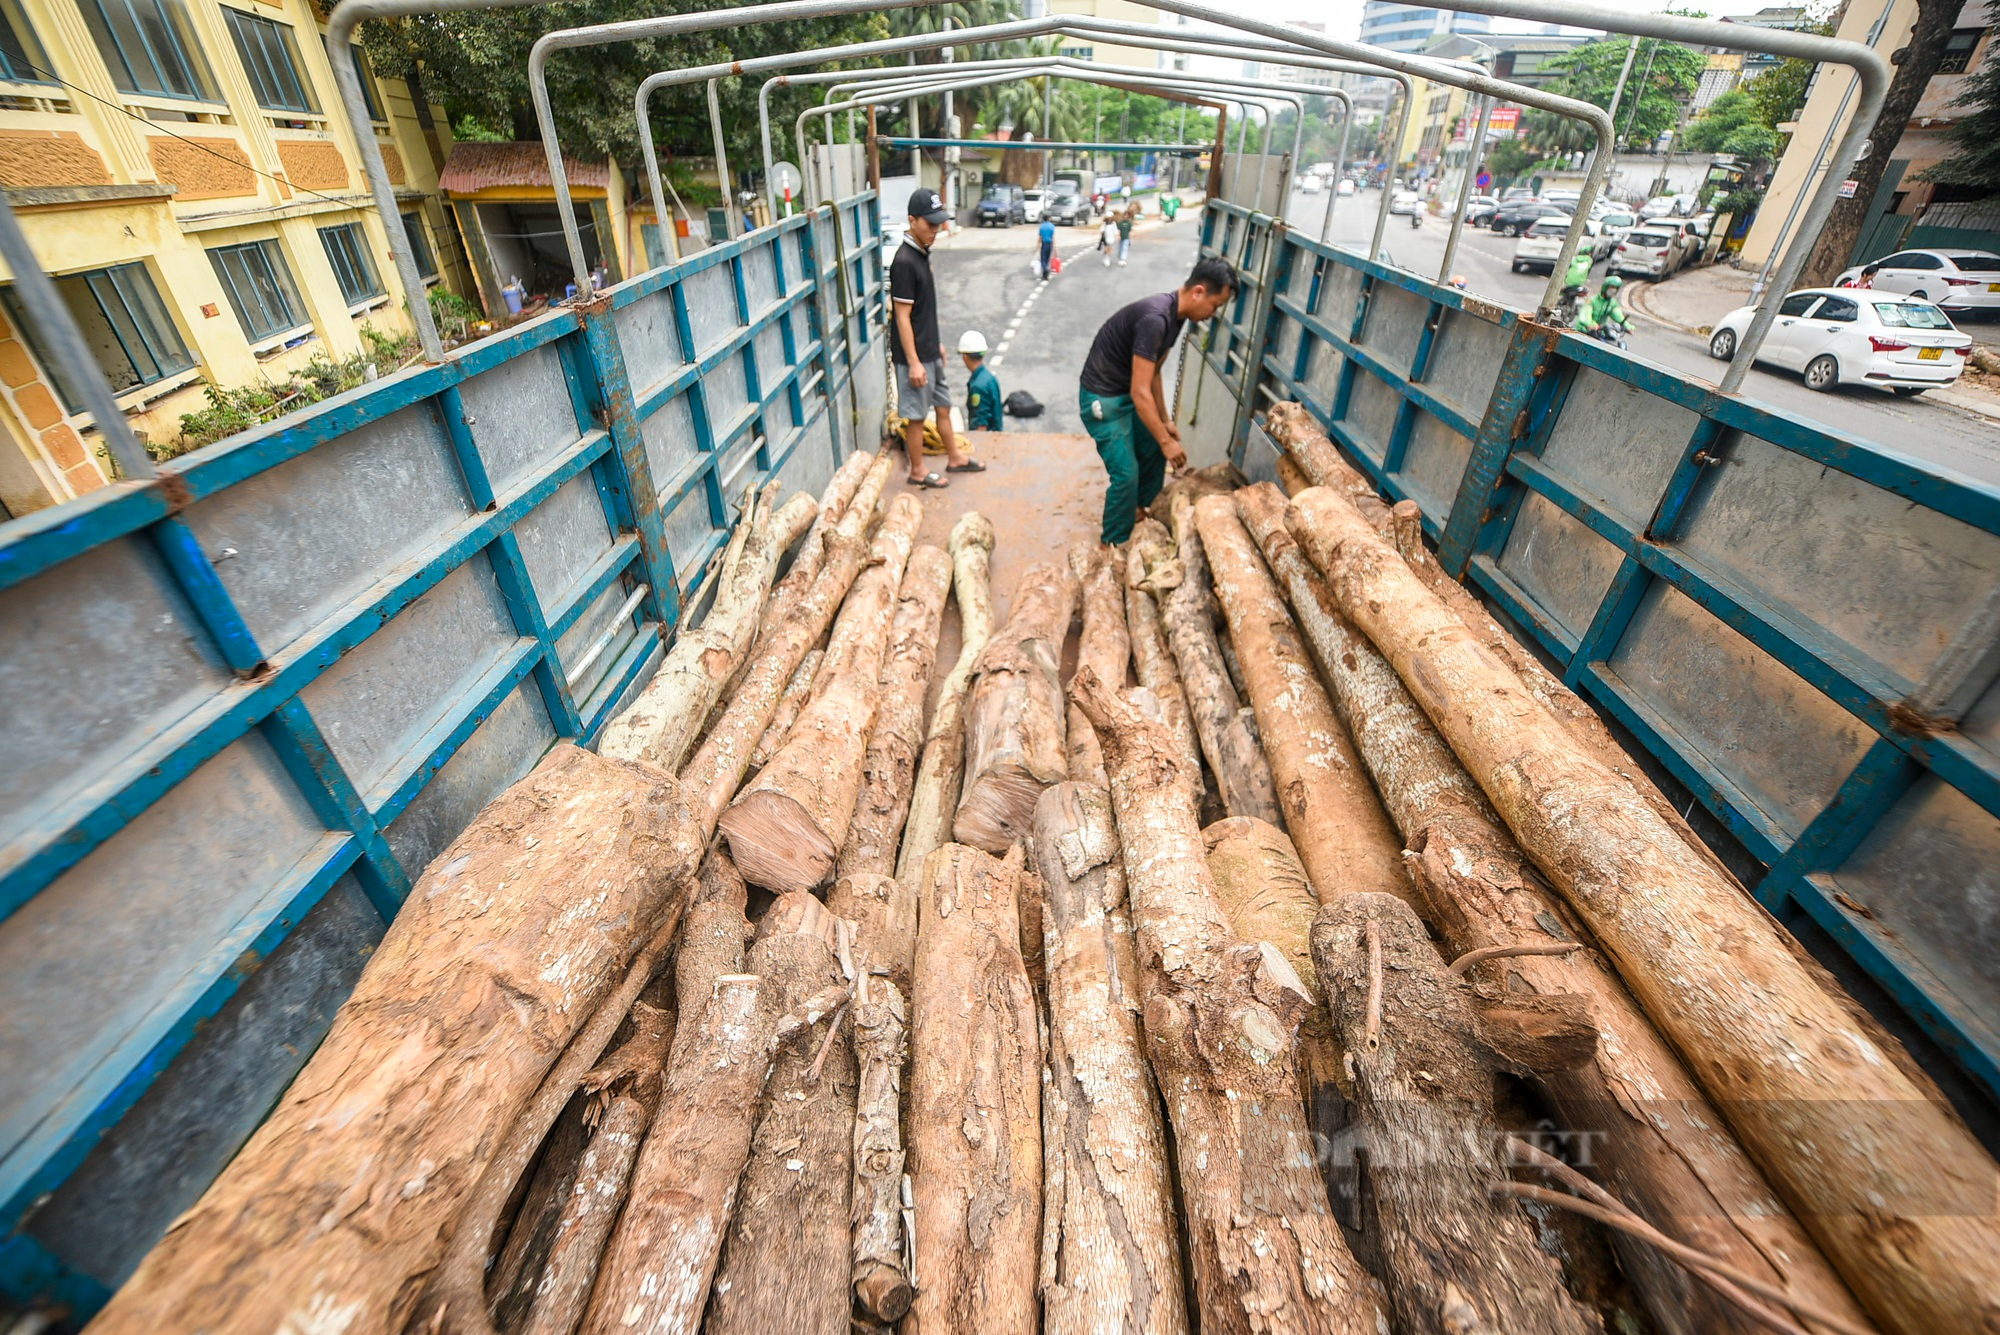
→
(1048, 0, 1165, 69)
(0, 0, 465, 518)
(1744, 0, 1994, 270)
(1358, 2, 1491, 56)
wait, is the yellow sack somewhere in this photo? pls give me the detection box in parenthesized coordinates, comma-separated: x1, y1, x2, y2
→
(886, 412, 979, 457)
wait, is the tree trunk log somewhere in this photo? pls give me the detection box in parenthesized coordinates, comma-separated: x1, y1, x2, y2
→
(1311, 893, 1602, 1335)
(1287, 483, 2000, 1335)
(1032, 782, 1188, 1335)
(1122, 588, 1202, 786)
(1274, 453, 1311, 499)
(838, 543, 953, 880)
(742, 450, 875, 668)
(1195, 494, 1406, 904)
(722, 493, 923, 891)
(749, 647, 823, 773)
(486, 1099, 593, 1333)
(897, 512, 997, 881)
(952, 560, 1079, 853)
(600, 483, 818, 773)
(828, 871, 916, 999)
(518, 1004, 675, 1335)
(89, 745, 701, 1335)
(850, 968, 912, 1323)
(1237, 480, 1874, 1335)
(683, 452, 894, 841)
(1157, 493, 1282, 825)
(1068, 669, 1387, 1335)
(706, 894, 856, 1335)
(1065, 546, 1131, 787)
(1264, 403, 1390, 529)
(907, 844, 1043, 1335)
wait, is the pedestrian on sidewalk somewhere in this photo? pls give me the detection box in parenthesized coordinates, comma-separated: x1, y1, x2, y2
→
(1078, 255, 1237, 545)
(961, 330, 1003, 431)
(890, 188, 981, 489)
(1099, 214, 1118, 266)
(1038, 214, 1057, 279)
(1116, 208, 1134, 266)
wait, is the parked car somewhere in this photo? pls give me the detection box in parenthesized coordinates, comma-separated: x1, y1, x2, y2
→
(975, 184, 1025, 226)
(1046, 189, 1090, 225)
(1707, 289, 1972, 394)
(1830, 249, 2000, 315)
(1672, 218, 1709, 267)
(1512, 216, 1612, 273)
(1640, 195, 1678, 219)
(1492, 200, 1566, 236)
(1611, 226, 1684, 279)
(1541, 189, 1581, 212)
(1596, 209, 1640, 240)
(1389, 189, 1421, 216)
(1021, 188, 1046, 223)
(1467, 197, 1501, 228)
(1501, 185, 1537, 202)
(1336, 177, 1357, 196)
(1456, 193, 1498, 224)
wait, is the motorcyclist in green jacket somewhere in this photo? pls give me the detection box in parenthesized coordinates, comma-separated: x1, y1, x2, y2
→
(1564, 248, 1594, 292)
(1575, 275, 1633, 337)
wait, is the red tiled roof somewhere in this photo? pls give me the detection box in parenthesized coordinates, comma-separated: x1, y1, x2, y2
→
(439, 142, 611, 195)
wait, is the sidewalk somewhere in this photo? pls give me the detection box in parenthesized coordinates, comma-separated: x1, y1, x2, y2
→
(1628, 262, 2000, 424)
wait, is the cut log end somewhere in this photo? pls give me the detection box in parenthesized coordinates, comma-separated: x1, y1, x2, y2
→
(854, 1260, 914, 1322)
(719, 790, 838, 895)
(953, 766, 1053, 854)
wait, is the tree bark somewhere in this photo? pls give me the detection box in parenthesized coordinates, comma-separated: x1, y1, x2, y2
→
(748, 647, 823, 773)
(518, 1004, 675, 1335)
(898, 512, 997, 881)
(722, 493, 923, 891)
(849, 968, 912, 1323)
(1287, 483, 2000, 1335)
(1803, 0, 1964, 286)
(1311, 893, 1602, 1335)
(952, 560, 1079, 853)
(1033, 782, 1189, 1335)
(744, 450, 875, 667)
(90, 745, 701, 1335)
(1194, 494, 1406, 903)
(682, 451, 894, 841)
(1274, 452, 1312, 498)
(486, 1099, 593, 1333)
(1155, 493, 1283, 825)
(1237, 479, 1875, 1335)
(1265, 403, 1390, 529)
(1064, 546, 1131, 787)
(907, 844, 1043, 1335)
(599, 483, 818, 773)
(838, 542, 953, 880)
(1068, 668, 1388, 1335)
(828, 871, 916, 999)
(1122, 595, 1202, 792)
(706, 894, 856, 1335)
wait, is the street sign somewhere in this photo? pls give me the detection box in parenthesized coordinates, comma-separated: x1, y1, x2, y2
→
(770, 160, 803, 199)
(1476, 170, 1492, 190)
(1838, 178, 1859, 198)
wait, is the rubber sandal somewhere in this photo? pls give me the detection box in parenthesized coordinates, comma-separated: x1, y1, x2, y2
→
(912, 472, 951, 489)
(947, 460, 986, 472)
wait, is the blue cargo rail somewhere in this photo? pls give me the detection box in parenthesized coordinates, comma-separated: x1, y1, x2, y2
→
(1183, 196, 2000, 1131)
(0, 192, 885, 1315)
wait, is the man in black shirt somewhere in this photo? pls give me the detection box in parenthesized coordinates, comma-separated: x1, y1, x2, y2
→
(1078, 255, 1236, 544)
(890, 188, 978, 487)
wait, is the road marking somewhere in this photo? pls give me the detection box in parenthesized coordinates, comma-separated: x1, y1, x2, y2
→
(989, 354, 1004, 367)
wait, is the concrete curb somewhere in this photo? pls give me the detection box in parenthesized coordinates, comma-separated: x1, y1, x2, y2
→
(1624, 279, 1708, 337)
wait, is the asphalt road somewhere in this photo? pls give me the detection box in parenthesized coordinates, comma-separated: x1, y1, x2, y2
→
(928, 216, 1197, 438)
(1285, 188, 2000, 487)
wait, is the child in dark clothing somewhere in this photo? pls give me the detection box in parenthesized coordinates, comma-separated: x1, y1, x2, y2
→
(960, 330, 1003, 432)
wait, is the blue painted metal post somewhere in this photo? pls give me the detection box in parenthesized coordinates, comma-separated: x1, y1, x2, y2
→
(577, 302, 684, 631)
(1436, 319, 1555, 575)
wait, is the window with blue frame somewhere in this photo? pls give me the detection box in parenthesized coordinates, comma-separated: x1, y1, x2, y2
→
(221, 6, 318, 115)
(209, 239, 310, 343)
(319, 222, 383, 307)
(1, 263, 195, 410)
(81, 0, 216, 101)
(0, 0, 54, 85)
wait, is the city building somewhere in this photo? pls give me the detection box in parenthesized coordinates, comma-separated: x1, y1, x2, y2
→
(439, 144, 632, 318)
(1744, 0, 1997, 269)
(1045, 0, 1168, 70)
(0, 0, 470, 519)
(1357, 2, 1491, 56)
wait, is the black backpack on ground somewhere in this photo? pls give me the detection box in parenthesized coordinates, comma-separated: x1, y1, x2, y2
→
(1004, 389, 1044, 418)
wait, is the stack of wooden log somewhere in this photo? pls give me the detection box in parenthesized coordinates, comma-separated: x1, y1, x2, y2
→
(90, 424, 2000, 1335)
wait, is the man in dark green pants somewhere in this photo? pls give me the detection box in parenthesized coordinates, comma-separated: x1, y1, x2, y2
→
(1078, 255, 1237, 544)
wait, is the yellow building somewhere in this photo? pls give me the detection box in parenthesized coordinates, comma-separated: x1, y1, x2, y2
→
(1046, 0, 1166, 70)
(0, 0, 470, 519)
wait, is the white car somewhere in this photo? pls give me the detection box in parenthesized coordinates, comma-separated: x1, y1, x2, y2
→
(1832, 249, 2000, 316)
(1336, 177, 1356, 196)
(1597, 209, 1639, 240)
(1389, 189, 1421, 216)
(1611, 226, 1683, 279)
(1511, 216, 1611, 273)
(1299, 174, 1323, 193)
(1021, 189, 1046, 223)
(1640, 195, 1677, 219)
(1707, 289, 1972, 395)
(1541, 190, 1581, 213)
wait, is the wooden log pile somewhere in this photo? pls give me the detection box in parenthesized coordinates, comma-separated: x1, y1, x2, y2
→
(100, 427, 1997, 1335)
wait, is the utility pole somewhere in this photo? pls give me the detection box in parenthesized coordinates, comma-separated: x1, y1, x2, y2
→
(1622, 39, 1659, 148)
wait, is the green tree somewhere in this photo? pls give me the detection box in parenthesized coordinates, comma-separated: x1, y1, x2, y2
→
(1483, 134, 1543, 188)
(1923, 1, 2000, 189)
(1681, 89, 1758, 153)
(1520, 36, 1706, 156)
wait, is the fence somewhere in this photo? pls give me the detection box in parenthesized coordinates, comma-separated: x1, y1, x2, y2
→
(0, 190, 886, 1314)
(1190, 196, 2000, 1122)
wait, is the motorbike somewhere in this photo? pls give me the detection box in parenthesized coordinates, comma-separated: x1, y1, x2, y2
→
(1586, 322, 1630, 351)
(1555, 284, 1588, 326)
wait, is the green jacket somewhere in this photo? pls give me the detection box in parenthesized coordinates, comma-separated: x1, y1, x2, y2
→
(966, 363, 1003, 431)
(1575, 293, 1631, 333)
(1564, 251, 1594, 290)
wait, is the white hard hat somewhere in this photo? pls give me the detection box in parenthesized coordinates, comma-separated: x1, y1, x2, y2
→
(958, 329, 989, 354)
